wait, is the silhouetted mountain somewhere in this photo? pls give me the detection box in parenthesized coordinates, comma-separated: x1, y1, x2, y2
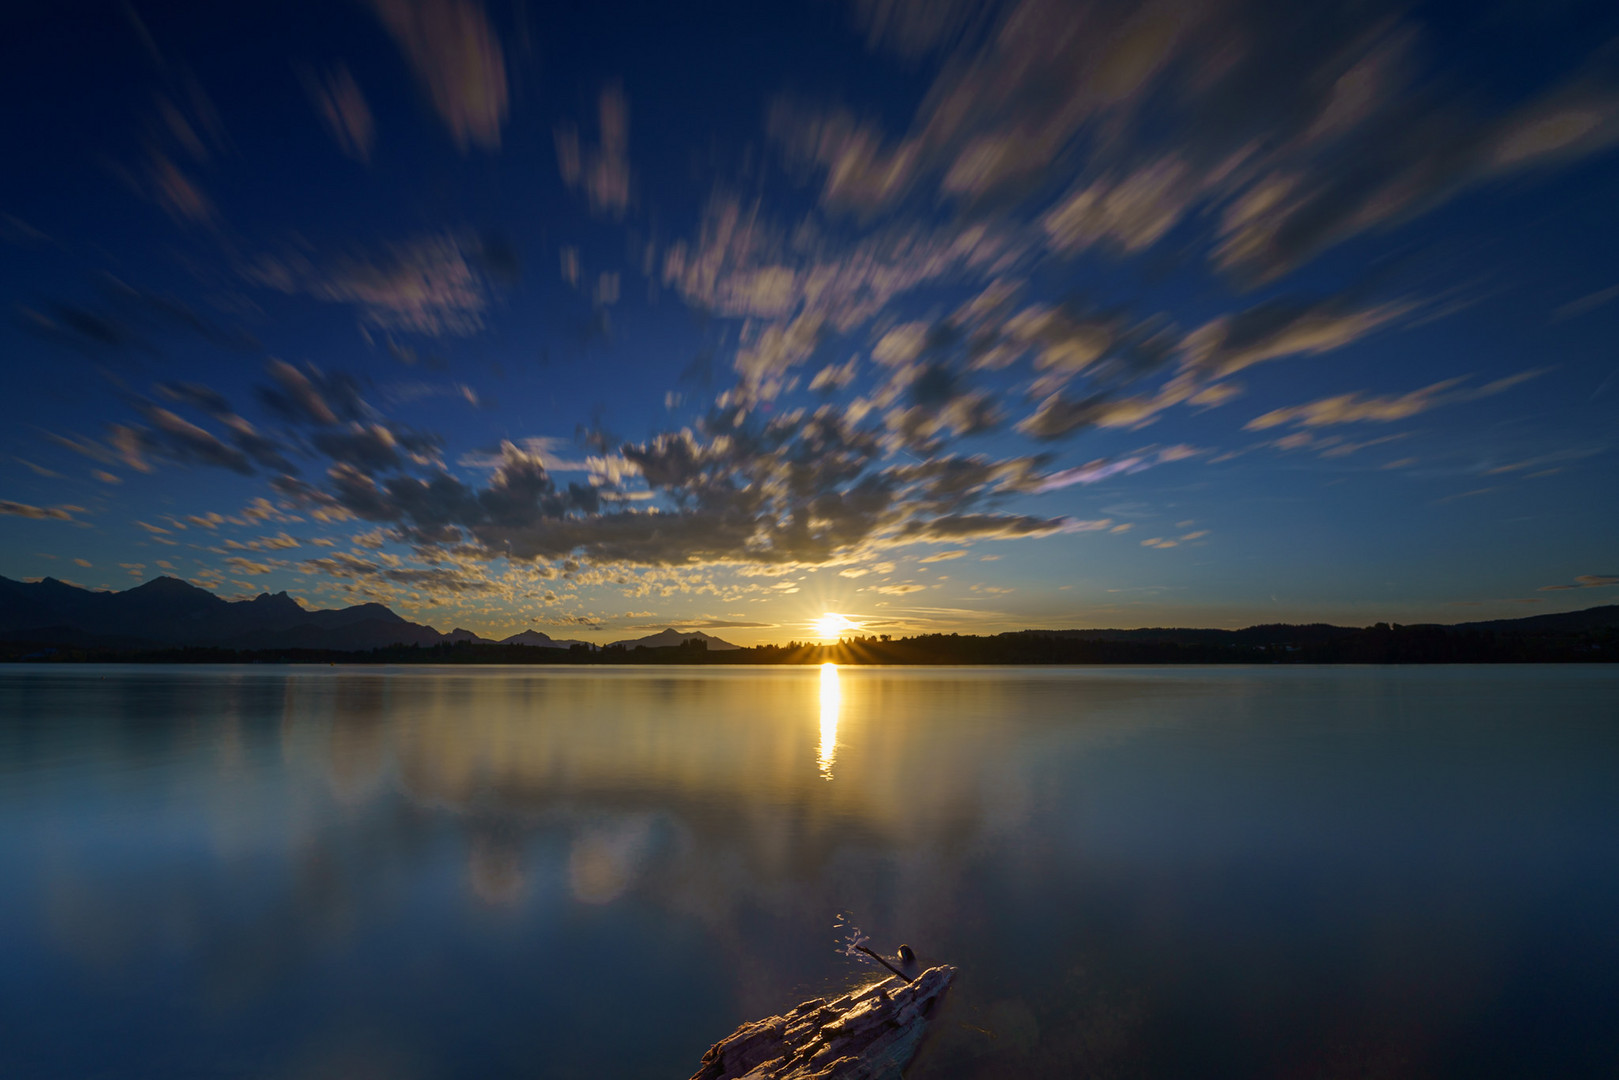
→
(1454, 605, 1619, 633)
(3, 573, 1615, 664)
(0, 575, 455, 651)
(445, 628, 494, 644)
(499, 629, 591, 649)
(607, 627, 740, 651)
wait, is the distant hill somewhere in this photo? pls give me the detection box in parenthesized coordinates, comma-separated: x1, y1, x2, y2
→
(0, 575, 579, 653)
(1025, 607, 1619, 644)
(499, 628, 592, 649)
(607, 627, 740, 651)
(444, 628, 492, 644)
(1453, 606, 1619, 634)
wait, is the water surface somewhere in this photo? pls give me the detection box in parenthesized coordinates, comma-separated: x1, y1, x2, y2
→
(1, 664, 1616, 1078)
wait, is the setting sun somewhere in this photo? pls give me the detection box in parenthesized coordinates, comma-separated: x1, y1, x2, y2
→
(813, 612, 856, 640)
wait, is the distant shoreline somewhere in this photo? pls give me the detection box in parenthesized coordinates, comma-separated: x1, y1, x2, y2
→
(8, 575, 1616, 665)
(6, 620, 1616, 667)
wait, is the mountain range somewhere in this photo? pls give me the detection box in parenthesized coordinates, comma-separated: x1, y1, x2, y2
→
(0, 575, 601, 652)
(2, 573, 1609, 659)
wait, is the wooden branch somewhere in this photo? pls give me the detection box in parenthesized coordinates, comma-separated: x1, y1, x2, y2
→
(689, 964, 956, 1080)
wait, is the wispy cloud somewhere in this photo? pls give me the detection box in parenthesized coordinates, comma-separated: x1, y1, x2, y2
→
(1538, 574, 1618, 592)
(1245, 369, 1548, 430)
(246, 233, 493, 335)
(555, 84, 631, 218)
(368, 0, 508, 151)
(0, 500, 79, 521)
(302, 64, 375, 162)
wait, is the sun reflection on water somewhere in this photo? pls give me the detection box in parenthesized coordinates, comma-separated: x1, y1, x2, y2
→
(818, 662, 840, 780)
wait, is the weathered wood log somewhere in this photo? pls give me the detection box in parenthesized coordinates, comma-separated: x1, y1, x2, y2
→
(689, 964, 956, 1080)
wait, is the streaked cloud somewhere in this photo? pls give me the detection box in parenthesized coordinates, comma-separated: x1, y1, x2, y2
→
(1245, 369, 1548, 430)
(1184, 299, 1411, 379)
(302, 64, 375, 162)
(368, 0, 508, 151)
(1538, 574, 1618, 592)
(0, 500, 78, 521)
(555, 85, 632, 218)
(1554, 284, 1619, 322)
(145, 150, 214, 224)
(247, 233, 492, 335)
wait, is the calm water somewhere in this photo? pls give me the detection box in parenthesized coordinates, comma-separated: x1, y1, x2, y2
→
(1, 664, 1616, 1079)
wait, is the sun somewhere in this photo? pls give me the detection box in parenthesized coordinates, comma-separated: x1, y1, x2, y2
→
(813, 612, 856, 640)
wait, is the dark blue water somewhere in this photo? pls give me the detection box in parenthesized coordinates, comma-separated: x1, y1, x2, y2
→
(1, 664, 1615, 1078)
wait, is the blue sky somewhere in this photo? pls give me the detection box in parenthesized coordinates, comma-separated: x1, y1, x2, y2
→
(0, 0, 1616, 643)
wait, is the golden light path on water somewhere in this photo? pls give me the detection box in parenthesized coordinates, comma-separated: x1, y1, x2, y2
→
(818, 662, 840, 780)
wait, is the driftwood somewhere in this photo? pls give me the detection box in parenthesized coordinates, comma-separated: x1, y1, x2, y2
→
(689, 964, 956, 1080)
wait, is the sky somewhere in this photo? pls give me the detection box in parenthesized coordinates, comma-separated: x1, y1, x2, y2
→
(0, 0, 1616, 645)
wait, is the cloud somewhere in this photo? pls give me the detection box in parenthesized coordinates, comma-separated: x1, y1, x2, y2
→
(157, 381, 232, 415)
(24, 280, 260, 358)
(1017, 385, 1177, 439)
(1184, 298, 1410, 378)
(661, 192, 1016, 393)
(1043, 157, 1197, 255)
(1217, 67, 1619, 281)
(778, 0, 1619, 287)
(1244, 369, 1547, 430)
(896, 513, 1071, 543)
(919, 549, 967, 563)
(1538, 574, 1618, 592)
(1555, 283, 1619, 322)
(310, 423, 441, 474)
(624, 619, 775, 630)
(0, 500, 76, 521)
(555, 84, 632, 218)
(1033, 455, 1151, 491)
(268, 401, 1073, 572)
(258, 361, 368, 426)
(247, 233, 492, 335)
(1006, 296, 1418, 440)
(849, 0, 980, 58)
(810, 357, 860, 391)
(298, 552, 497, 594)
(367, 0, 508, 151)
(303, 64, 375, 162)
(145, 150, 214, 224)
(112, 407, 251, 474)
(13, 457, 62, 480)
(1246, 379, 1464, 430)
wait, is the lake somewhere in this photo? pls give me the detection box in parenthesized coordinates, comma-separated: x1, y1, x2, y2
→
(1, 664, 1616, 1078)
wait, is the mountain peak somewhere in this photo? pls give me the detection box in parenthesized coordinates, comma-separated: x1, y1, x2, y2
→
(249, 590, 304, 615)
(608, 627, 740, 650)
(498, 628, 593, 649)
(127, 575, 206, 595)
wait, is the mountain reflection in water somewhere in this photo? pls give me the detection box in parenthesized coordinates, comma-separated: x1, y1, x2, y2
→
(2, 664, 1618, 1079)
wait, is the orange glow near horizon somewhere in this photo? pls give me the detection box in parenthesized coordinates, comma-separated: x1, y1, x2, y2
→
(818, 662, 840, 779)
